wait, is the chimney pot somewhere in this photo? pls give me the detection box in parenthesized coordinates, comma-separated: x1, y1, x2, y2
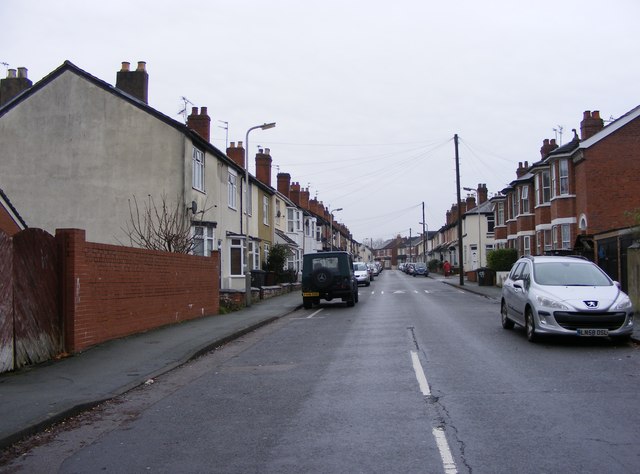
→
(17, 67, 28, 78)
(7, 69, 16, 78)
(191, 106, 198, 114)
(121, 62, 130, 72)
(265, 148, 270, 155)
(238, 141, 243, 147)
(200, 106, 207, 115)
(230, 142, 235, 148)
(136, 61, 146, 71)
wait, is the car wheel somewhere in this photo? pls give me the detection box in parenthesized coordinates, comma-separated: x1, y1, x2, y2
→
(346, 295, 355, 307)
(354, 289, 359, 303)
(525, 308, 538, 342)
(303, 298, 312, 309)
(365, 281, 370, 287)
(501, 301, 514, 329)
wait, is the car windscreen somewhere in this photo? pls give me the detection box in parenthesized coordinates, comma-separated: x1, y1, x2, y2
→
(533, 262, 612, 286)
(354, 262, 367, 271)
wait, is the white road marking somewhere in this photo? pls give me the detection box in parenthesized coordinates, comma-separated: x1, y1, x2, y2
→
(424, 290, 431, 294)
(410, 350, 458, 473)
(414, 290, 419, 294)
(410, 351, 430, 396)
(433, 427, 458, 474)
(307, 308, 323, 319)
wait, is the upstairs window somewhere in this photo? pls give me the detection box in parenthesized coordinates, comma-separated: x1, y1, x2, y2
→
(228, 171, 237, 209)
(263, 196, 269, 225)
(541, 170, 551, 203)
(559, 159, 570, 195)
(496, 201, 505, 226)
(511, 191, 519, 217)
(520, 185, 529, 214)
(192, 148, 205, 192)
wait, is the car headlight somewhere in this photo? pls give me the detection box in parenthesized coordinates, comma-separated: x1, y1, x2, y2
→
(535, 294, 570, 310)
(614, 296, 633, 310)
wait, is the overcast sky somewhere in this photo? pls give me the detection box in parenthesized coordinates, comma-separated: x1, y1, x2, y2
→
(3, 0, 639, 243)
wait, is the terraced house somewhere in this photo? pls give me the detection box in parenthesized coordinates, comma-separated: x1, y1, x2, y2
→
(494, 107, 640, 291)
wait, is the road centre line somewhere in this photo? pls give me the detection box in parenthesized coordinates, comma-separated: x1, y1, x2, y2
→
(410, 351, 458, 473)
(433, 427, 458, 474)
(410, 351, 430, 396)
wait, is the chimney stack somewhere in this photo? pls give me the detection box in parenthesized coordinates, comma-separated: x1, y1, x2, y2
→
(477, 183, 488, 204)
(255, 148, 272, 186)
(516, 161, 529, 178)
(277, 172, 291, 198)
(300, 187, 310, 210)
(466, 195, 477, 211)
(580, 110, 604, 140)
(226, 141, 245, 168)
(290, 182, 301, 205)
(0, 67, 33, 106)
(540, 138, 559, 158)
(116, 61, 149, 104)
(187, 106, 211, 142)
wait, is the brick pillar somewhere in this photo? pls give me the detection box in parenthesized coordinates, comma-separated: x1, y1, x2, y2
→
(56, 228, 87, 353)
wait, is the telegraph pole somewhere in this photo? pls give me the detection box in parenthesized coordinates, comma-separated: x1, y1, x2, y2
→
(454, 134, 464, 286)
(422, 201, 426, 263)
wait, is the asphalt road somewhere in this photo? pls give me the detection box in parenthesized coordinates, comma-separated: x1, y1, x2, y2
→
(3, 270, 639, 473)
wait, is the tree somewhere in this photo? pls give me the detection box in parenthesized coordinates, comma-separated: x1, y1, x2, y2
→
(264, 243, 296, 283)
(121, 194, 196, 253)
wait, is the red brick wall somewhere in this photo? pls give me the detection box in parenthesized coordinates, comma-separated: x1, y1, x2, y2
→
(56, 229, 219, 353)
(0, 206, 21, 236)
(575, 120, 640, 234)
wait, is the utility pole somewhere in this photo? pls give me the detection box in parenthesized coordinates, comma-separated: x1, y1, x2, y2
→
(409, 228, 412, 263)
(422, 201, 426, 263)
(454, 134, 464, 286)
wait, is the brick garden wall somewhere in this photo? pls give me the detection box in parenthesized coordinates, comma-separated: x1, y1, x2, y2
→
(56, 229, 219, 353)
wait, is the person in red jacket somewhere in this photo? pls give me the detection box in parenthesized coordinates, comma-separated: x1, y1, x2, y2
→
(443, 260, 451, 278)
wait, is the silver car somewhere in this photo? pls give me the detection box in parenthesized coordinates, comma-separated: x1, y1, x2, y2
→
(353, 262, 371, 286)
(501, 255, 634, 342)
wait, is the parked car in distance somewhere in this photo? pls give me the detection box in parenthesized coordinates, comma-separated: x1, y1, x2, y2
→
(353, 262, 371, 286)
(501, 255, 634, 342)
(370, 262, 380, 277)
(301, 251, 359, 309)
(412, 262, 429, 277)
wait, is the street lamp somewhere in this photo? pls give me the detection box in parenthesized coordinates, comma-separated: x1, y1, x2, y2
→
(329, 207, 343, 250)
(463, 187, 482, 270)
(244, 122, 276, 307)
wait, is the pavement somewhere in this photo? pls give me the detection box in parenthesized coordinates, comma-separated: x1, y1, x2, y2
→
(1, 274, 637, 451)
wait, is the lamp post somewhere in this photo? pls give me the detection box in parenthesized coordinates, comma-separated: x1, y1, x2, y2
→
(463, 186, 482, 270)
(244, 122, 276, 307)
(329, 207, 343, 250)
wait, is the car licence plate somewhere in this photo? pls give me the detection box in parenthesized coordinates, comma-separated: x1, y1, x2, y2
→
(577, 328, 609, 337)
(303, 292, 319, 297)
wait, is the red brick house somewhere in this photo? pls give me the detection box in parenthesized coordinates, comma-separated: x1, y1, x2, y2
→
(495, 106, 640, 290)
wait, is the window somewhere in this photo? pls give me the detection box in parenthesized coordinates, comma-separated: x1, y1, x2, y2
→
(541, 170, 551, 203)
(263, 196, 269, 225)
(511, 191, 519, 217)
(487, 214, 495, 233)
(228, 171, 237, 209)
(230, 238, 243, 275)
(192, 148, 205, 191)
(544, 229, 552, 252)
(287, 208, 301, 233)
(552, 225, 558, 249)
(551, 164, 557, 198)
(561, 224, 571, 249)
(263, 243, 270, 267)
(192, 225, 215, 256)
(559, 159, 569, 195)
(496, 202, 505, 226)
(523, 235, 531, 256)
(536, 231, 542, 255)
(521, 185, 529, 214)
